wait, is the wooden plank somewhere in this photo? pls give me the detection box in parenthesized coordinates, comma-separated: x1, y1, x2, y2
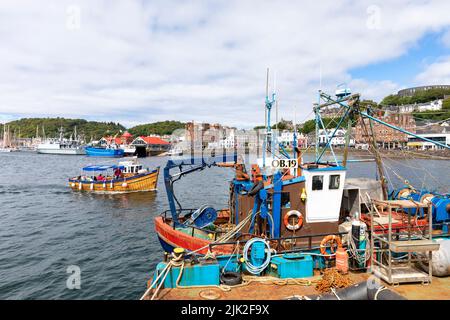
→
(374, 199, 428, 209)
(390, 240, 440, 252)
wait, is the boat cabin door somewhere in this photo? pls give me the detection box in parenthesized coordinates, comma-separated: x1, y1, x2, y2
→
(302, 165, 346, 223)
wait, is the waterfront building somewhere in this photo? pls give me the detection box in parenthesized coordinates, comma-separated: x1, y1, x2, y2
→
(277, 130, 308, 148)
(317, 128, 354, 147)
(99, 131, 134, 146)
(130, 136, 170, 156)
(407, 124, 450, 150)
(354, 112, 416, 148)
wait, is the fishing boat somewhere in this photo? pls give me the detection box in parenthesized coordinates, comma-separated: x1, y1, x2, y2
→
(68, 158, 159, 193)
(37, 126, 85, 155)
(85, 145, 124, 157)
(144, 75, 449, 300)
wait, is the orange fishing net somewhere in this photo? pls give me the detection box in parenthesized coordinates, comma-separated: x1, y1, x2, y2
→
(315, 268, 353, 294)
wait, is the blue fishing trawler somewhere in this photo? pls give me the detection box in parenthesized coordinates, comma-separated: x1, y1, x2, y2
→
(85, 146, 124, 157)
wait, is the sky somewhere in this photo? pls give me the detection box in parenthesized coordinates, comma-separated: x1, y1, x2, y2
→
(0, 0, 449, 129)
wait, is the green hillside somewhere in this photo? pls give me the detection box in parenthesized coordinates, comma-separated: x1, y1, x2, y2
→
(381, 88, 450, 121)
(128, 121, 185, 136)
(4, 118, 125, 140)
(381, 88, 450, 106)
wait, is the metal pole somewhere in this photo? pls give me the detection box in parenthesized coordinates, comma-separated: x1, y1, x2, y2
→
(343, 119, 352, 167)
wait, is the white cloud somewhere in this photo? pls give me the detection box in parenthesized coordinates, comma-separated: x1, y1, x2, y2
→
(415, 56, 450, 84)
(0, 0, 449, 128)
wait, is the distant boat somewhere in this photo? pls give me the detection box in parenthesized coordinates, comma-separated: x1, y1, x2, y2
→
(85, 146, 124, 157)
(37, 126, 85, 155)
(1, 125, 19, 152)
(123, 145, 136, 156)
(167, 147, 183, 157)
(0, 147, 18, 153)
(68, 158, 159, 193)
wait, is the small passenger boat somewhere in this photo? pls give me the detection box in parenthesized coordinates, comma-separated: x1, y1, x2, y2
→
(69, 158, 159, 193)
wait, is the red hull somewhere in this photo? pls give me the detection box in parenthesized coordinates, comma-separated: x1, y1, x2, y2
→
(154, 216, 234, 255)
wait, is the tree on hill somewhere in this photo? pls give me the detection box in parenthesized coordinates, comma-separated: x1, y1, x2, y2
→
(443, 97, 450, 110)
(381, 88, 450, 106)
(5, 117, 125, 141)
(299, 117, 353, 134)
(128, 121, 185, 136)
(412, 109, 450, 121)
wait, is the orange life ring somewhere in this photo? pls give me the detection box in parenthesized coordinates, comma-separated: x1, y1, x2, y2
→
(320, 235, 342, 258)
(283, 210, 303, 231)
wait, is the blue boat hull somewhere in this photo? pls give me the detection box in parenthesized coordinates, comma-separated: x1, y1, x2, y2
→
(85, 147, 124, 157)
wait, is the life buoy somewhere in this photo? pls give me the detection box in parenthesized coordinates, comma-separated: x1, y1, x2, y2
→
(320, 235, 342, 258)
(248, 181, 264, 196)
(283, 210, 303, 231)
(122, 182, 128, 188)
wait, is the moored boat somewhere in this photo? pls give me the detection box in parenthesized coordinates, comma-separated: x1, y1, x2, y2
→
(69, 158, 159, 193)
(85, 146, 124, 157)
(37, 126, 85, 155)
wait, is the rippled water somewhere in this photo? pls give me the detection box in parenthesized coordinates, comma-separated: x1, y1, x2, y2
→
(0, 152, 448, 299)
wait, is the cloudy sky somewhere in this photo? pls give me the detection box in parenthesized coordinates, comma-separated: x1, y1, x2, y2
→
(0, 0, 449, 128)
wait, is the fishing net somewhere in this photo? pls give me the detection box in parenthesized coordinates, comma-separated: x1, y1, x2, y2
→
(315, 268, 353, 294)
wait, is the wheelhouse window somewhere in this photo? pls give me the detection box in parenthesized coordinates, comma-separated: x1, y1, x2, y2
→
(329, 174, 340, 190)
(312, 175, 323, 191)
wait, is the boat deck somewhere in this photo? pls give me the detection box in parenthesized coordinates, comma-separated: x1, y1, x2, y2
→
(148, 271, 450, 300)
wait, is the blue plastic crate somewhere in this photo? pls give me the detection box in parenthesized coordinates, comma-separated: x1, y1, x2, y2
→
(155, 261, 220, 288)
(268, 253, 314, 279)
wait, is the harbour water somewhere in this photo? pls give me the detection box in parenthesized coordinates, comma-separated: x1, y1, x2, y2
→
(0, 152, 449, 299)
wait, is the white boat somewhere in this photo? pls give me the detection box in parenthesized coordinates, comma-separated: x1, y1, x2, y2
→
(37, 143, 86, 155)
(123, 145, 136, 155)
(167, 147, 183, 156)
(37, 126, 86, 155)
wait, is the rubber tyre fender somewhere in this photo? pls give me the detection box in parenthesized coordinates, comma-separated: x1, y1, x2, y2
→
(248, 181, 264, 196)
(220, 272, 242, 286)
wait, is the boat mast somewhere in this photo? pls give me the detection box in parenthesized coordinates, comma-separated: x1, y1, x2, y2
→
(59, 126, 64, 142)
(263, 68, 276, 168)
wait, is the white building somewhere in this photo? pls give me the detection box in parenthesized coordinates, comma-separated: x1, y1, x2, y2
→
(318, 128, 354, 147)
(396, 99, 443, 113)
(277, 131, 308, 148)
(407, 131, 450, 150)
(207, 131, 236, 149)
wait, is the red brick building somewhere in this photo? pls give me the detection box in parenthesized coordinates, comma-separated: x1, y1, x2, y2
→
(354, 112, 416, 148)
